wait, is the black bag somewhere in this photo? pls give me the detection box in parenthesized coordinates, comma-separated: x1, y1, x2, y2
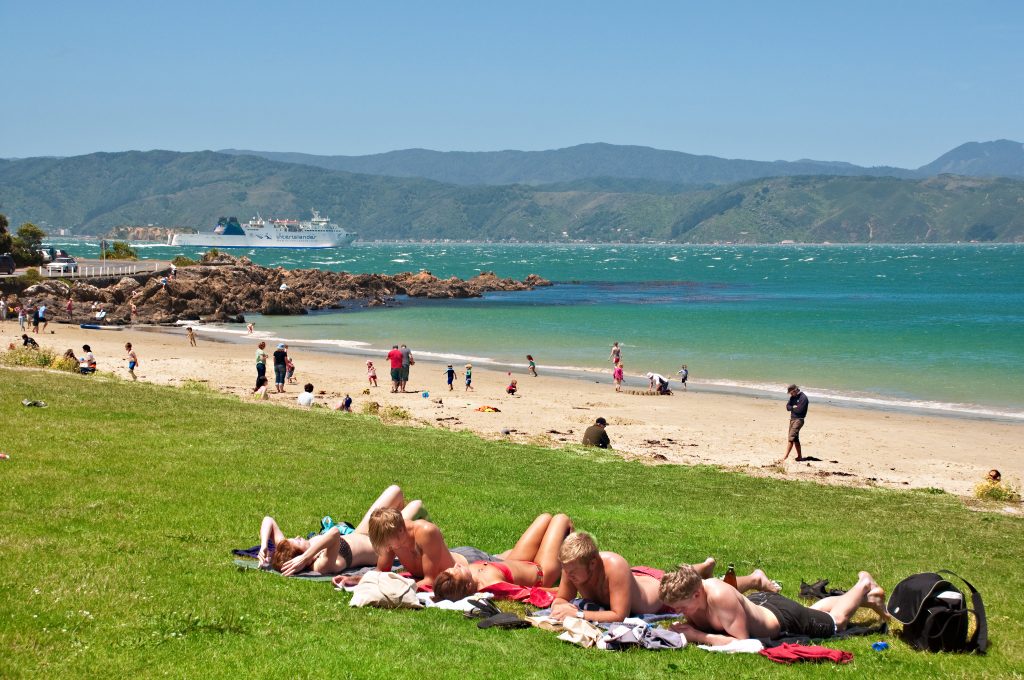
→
(887, 570, 987, 653)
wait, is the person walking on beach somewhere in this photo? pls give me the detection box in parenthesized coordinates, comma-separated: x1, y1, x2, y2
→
(464, 363, 474, 391)
(781, 384, 809, 462)
(17, 305, 26, 331)
(130, 302, 138, 324)
(613, 363, 624, 392)
(677, 365, 688, 391)
(272, 343, 288, 393)
(581, 417, 611, 449)
(387, 345, 403, 393)
(187, 326, 197, 347)
(527, 355, 537, 377)
(66, 297, 73, 319)
(255, 341, 268, 390)
(444, 364, 456, 391)
(610, 342, 621, 365)
(124, 342, 139, 381)
(366, 360, 378, 387)
(285, 353, 297, 384)
(399, 343, 414, 392)
(247, 322, 254, 335)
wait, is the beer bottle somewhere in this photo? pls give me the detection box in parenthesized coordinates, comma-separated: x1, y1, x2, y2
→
(724, 563, 738, 589)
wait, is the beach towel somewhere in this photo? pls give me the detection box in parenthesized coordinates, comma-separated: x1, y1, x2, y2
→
(698, 639, 765, 654)
(480, 581, 555, 607)
(349, 571, 422, 609)
(530, 599, 679, 624)
(600, 621, 685, 651)
(232, 559, 336, 581)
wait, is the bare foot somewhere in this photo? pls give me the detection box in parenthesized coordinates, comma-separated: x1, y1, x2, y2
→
(750, 568, 782, 593)
(694, 557, 716, 579)
(859, 571, 889, 620)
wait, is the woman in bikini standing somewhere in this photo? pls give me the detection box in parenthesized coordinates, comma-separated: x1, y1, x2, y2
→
(259, 485, 423, 577)
(432, 513, 572, 601)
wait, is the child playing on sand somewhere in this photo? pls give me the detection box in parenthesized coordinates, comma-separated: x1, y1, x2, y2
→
(444, 364, 456, 390)
(527, 355, 537, 377)
(334, 394, 353, 412)
(124, 342, 139, 381)
(366, 360, 378, 387)
(506, 378, 518, 396)
(464, 363, 474, 391)
(286, 355, 297, 384)
(247, 322, 254, 334)
(186, 326, 197, 347)
(613, 363, 624, 392)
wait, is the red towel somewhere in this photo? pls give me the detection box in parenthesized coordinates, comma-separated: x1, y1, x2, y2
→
(759, 643, 853, 664)
(481, 581, 555, 607)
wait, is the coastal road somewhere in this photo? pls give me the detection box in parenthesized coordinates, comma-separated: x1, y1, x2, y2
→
(0, 258, 171, 279)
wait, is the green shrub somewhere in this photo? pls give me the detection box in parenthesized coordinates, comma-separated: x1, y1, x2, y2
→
(380, 405, 410, 422)
(18, 268, 43, 285)
(0, 345, 53, 368)
(49, 355, 80, 373)
(102, 241, 138, 260)
(171, 255, 197, 267)
(975, 479, 1021, 503)
(181, 378, 212, 392)
(360, 401, 381, 415)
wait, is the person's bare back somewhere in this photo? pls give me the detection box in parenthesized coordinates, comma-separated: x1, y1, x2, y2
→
(375, 519, 457, 586)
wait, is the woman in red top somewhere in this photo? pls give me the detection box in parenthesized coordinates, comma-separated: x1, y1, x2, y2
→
(432, 513, 572, 601)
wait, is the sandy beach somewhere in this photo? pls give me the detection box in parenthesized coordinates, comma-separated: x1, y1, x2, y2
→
(5, 321, 1021, 500)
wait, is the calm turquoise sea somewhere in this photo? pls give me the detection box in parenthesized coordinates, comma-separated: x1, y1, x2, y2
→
(55, 241, 1024, 418)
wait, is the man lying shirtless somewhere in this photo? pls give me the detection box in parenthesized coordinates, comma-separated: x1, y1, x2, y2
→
(366, 507, 508, 588)
(549, 532, 779, 623)
(659, 564, 889, 644)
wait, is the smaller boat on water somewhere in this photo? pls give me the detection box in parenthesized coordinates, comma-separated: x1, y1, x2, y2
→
(80, 324, 123, 331)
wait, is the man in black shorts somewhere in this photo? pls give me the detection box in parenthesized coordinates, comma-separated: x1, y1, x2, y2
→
(781, 383, 809, 462)
(659, 565, 888, 645)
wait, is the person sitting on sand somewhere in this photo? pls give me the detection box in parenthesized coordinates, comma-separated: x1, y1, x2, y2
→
(549, 532, 779, 623)
(365, 506, 509, 588)
(334, 394, 353, 412)
(260, 485, 423, 577)
(432, 513, 573, 602)
(22, 334, 39, 349)
(506, 378, 518, 396)
(252, 376, 270, 400)
(581, 417, 611, 449)
(646, 371, 671, 395)
(297, 383, 315, 407)
(79, 345, 97, 374)
(660, 564, 888, 644)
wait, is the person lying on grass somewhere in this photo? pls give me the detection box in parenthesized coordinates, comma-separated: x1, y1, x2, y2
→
(659, 564, 889, 644)
(259, 485, 422, 577)
(549, 531, 780, 623)
(363, 506, 533, 589)
(432, 512, 573, 601)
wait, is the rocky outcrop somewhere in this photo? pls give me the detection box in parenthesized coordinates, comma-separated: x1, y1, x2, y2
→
(8, 254, 551, 325)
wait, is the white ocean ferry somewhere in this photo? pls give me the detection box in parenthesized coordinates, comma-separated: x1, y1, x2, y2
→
(169, 209, 356, 249)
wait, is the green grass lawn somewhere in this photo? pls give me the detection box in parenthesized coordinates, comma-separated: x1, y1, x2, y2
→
(1, 368, 1020, 679)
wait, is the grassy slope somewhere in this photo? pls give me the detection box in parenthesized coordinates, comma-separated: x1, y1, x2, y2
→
(1, 368, 1020, 679)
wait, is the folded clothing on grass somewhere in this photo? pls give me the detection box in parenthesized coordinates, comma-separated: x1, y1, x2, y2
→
(759, 643, 853, 664)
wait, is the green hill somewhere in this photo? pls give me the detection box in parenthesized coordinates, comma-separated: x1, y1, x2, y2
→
(2, 151, 1023, 242)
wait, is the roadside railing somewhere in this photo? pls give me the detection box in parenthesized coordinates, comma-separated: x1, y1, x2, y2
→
(42, 261, 163, 278)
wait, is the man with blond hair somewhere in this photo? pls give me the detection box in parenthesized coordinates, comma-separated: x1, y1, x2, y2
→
(366, 508, 502, 588)
(550, 532, 781, 623)
(659, 564, 889, 644)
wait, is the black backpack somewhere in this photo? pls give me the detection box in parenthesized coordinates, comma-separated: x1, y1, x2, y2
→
(887, 570, 987, 654)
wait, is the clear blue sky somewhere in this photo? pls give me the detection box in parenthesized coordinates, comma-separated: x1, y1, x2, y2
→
(2, 1, 1021, 167)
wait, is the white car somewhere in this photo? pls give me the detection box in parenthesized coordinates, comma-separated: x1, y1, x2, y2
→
(46, 257, 78, 274)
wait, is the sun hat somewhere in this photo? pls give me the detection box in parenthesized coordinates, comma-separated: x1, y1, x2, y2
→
(277, 343, 285, 349)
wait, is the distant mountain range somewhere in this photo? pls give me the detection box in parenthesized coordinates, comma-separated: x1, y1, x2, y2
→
(1, 142, 1023, 243)
(219, 140, 1024, 186)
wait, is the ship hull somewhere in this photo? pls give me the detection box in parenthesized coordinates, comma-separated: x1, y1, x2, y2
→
(170, 232, 355, 248)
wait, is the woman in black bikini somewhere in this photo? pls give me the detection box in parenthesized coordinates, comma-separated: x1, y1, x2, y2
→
(259, 485, 423, 577)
